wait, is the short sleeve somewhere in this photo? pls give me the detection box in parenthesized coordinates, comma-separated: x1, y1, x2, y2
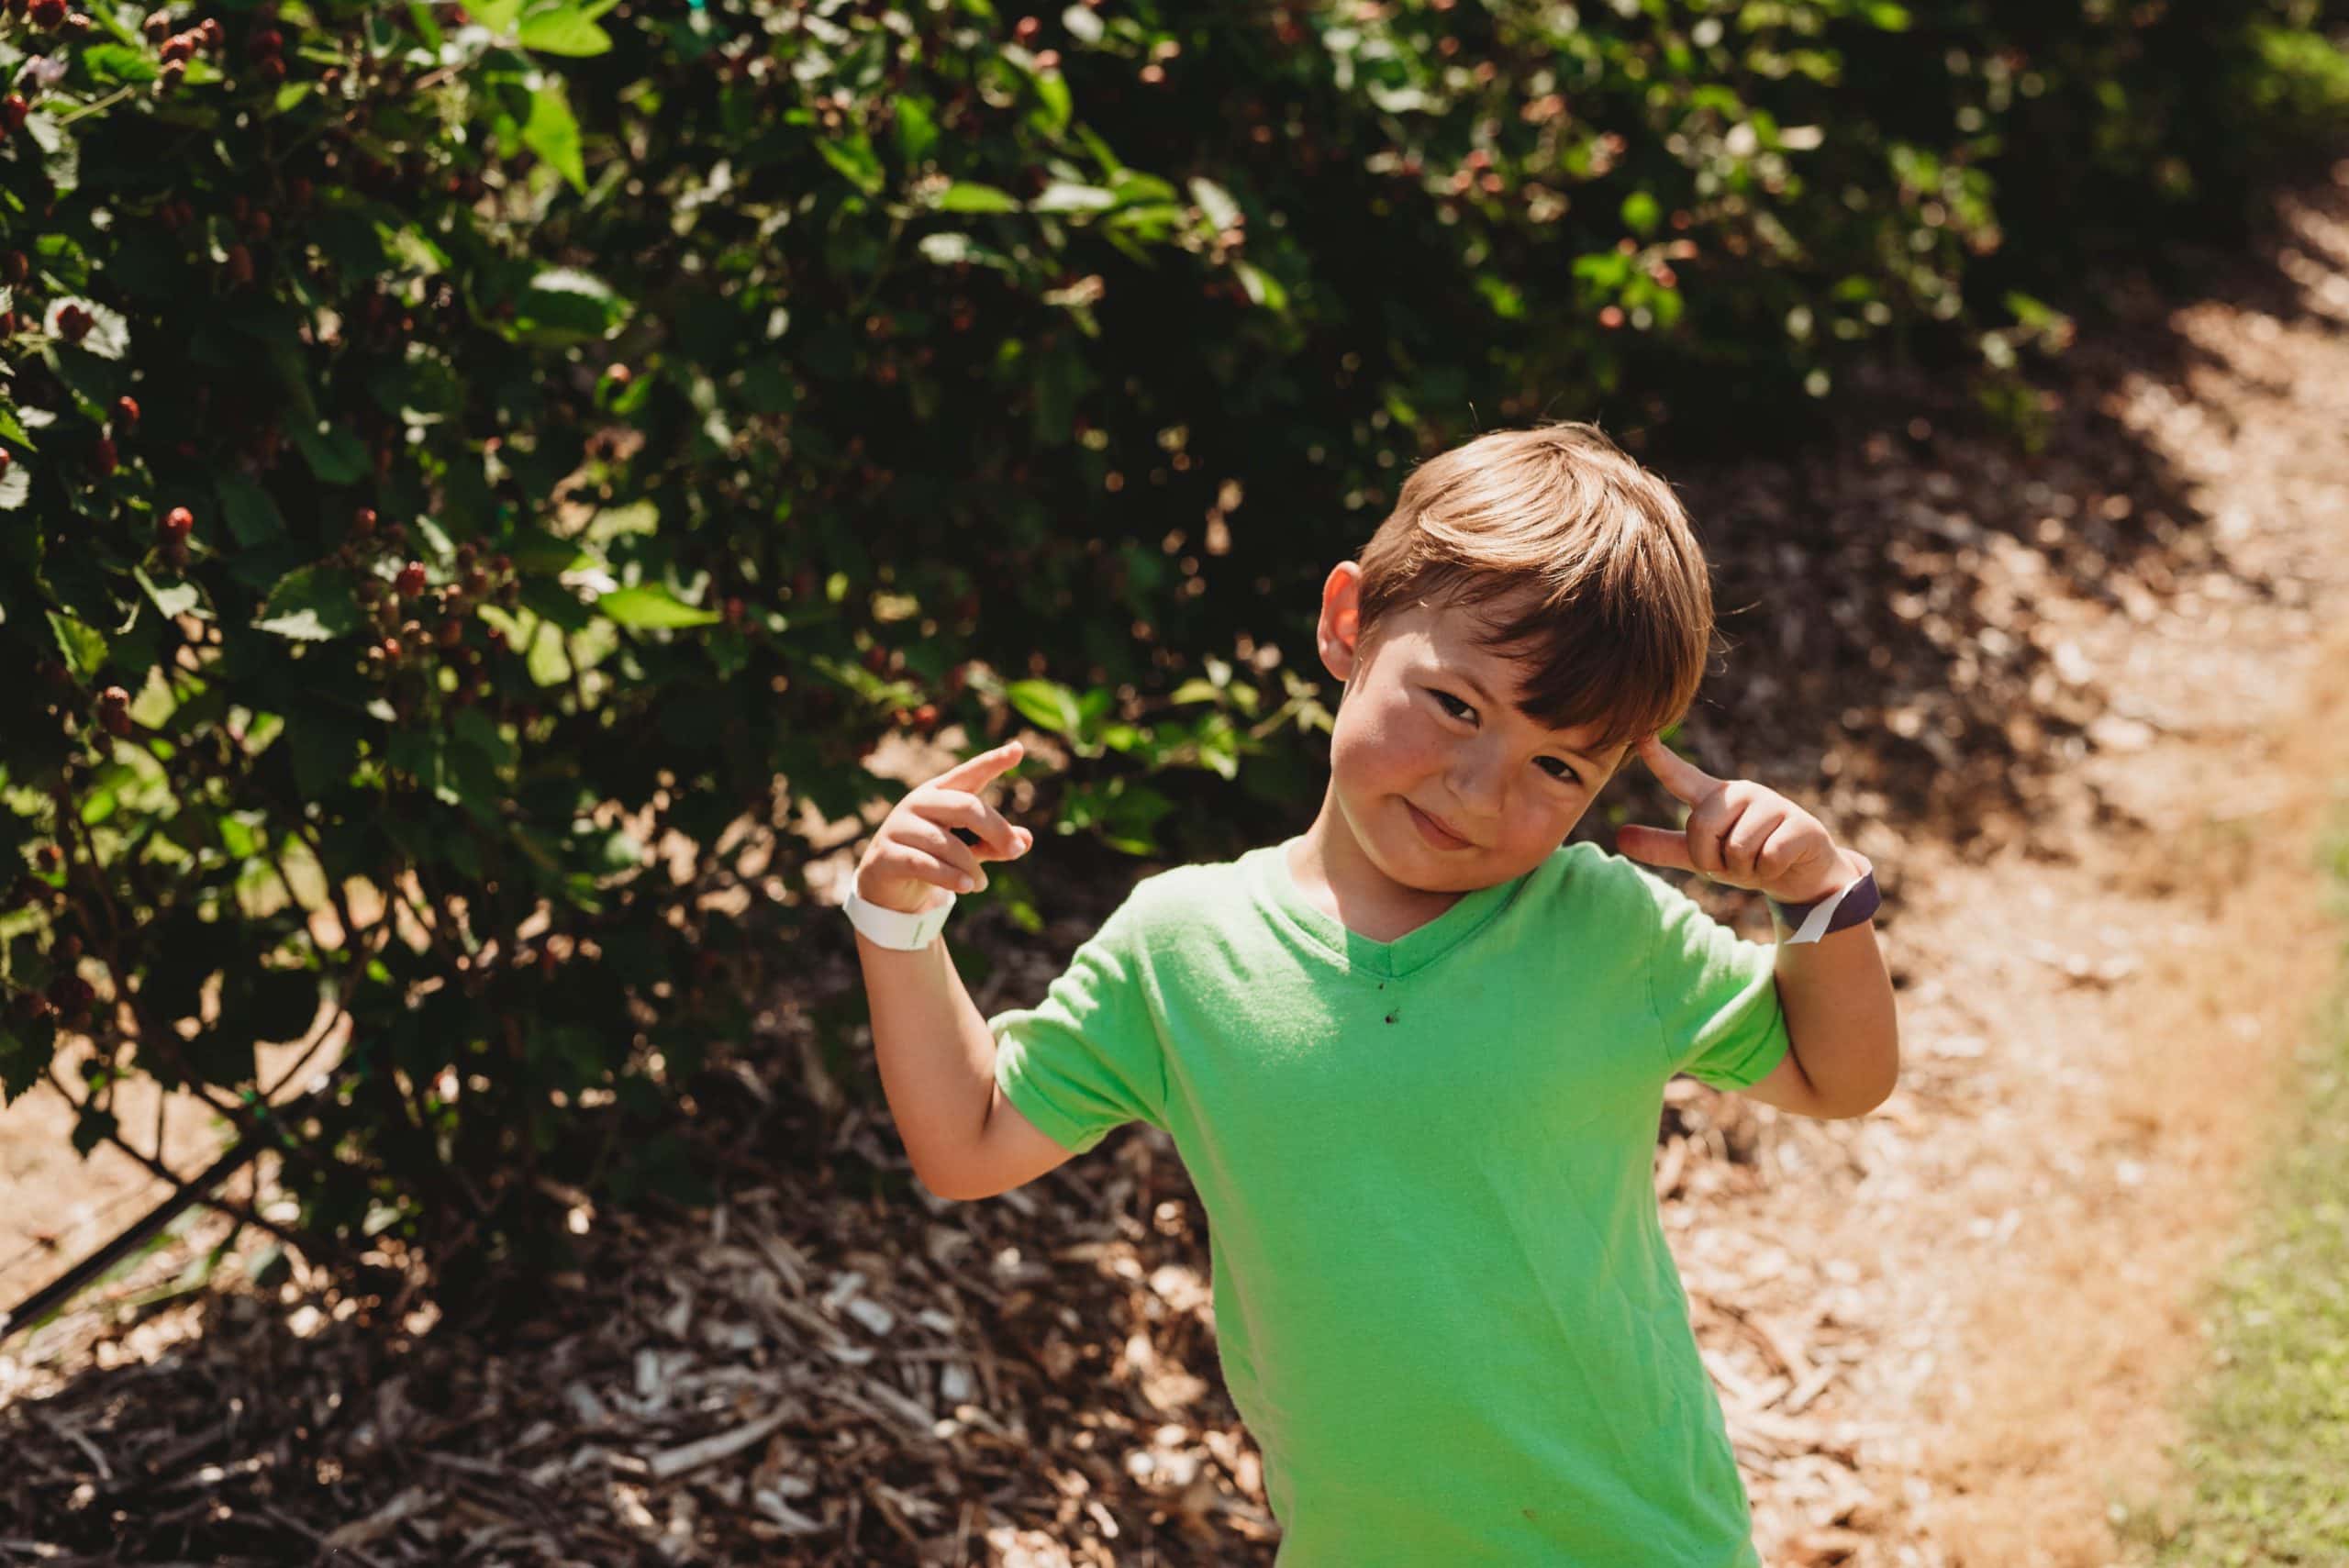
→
(1638, 867, 1793, 1090)
(986, 889, 1168, 1155)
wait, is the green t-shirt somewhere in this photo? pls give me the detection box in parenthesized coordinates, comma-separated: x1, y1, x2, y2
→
(987, 836, 1791, 1567)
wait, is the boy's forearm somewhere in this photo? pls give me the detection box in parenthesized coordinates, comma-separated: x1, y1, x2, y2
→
(1771, 850, 1899, 1117)
(853, 928, 999, 1195)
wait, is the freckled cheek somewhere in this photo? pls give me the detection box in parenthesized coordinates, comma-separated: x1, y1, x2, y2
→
(1332, 706, 1443, 790)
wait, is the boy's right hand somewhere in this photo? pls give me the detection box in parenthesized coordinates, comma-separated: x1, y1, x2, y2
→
(852, 739, 1034, 915)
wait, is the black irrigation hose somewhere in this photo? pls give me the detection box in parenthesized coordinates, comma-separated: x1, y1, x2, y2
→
(0, 1081, 329, 1345)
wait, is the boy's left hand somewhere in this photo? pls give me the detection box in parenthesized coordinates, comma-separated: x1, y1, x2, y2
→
(1615, 734, 1855, 905)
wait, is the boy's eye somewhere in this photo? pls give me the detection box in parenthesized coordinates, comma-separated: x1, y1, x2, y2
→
(1431, 690, 1581, 784)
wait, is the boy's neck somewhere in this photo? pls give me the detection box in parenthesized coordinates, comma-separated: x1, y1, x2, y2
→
(1287, 806, 1469, 944)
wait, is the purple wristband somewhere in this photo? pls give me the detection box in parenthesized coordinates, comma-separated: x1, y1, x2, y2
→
(1768, 865, 1881, 943)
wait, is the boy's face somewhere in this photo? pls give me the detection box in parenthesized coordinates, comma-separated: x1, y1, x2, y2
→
(1310, 562, 1631, 898)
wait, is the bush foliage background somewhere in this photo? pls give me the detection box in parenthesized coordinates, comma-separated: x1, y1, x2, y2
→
(1, 0, 2344, 1286)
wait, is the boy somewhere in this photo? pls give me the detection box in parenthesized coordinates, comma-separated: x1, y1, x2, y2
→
(847, 419, 1898, 1565)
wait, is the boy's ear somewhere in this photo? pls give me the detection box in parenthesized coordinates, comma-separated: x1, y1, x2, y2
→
(1317, 562, 1364, 683)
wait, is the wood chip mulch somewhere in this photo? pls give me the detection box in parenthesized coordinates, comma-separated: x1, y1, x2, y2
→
(2, 163, 2339, 1568)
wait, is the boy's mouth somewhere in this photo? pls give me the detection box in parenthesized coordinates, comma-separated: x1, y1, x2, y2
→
(1406, 799, 1471, 850)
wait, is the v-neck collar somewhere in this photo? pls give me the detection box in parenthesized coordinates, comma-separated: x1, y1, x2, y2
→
(1246, 836, 1531, 981)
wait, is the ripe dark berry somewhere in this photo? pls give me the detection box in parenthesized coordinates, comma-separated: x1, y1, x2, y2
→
(57, 305, 90, 342)
(159, 32, 193, 61)
(27, 0, 61, 28)
(248, 27, 282, 56)
(395, 562, 427, 597)
(102, 705, 131, 737)
(259, 55, 285, 82)
(0, 450, 11, 475)
(197, 15, 219, 45)
(38, 844, 61, 871)
(352, 506, 377, 537)
(161, 506, 194, 538)
(91, 436, 117, 474)
(226, 244, 253, 285)
(142, 9, 167, 39)
(2, 251, 24, 284)
(114, 395, 139, 429)
(2, 95, 27, 132)
(492, 552, 513, 576)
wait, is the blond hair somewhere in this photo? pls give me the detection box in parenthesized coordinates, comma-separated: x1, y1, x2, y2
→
(1350, 419, 1720, 758)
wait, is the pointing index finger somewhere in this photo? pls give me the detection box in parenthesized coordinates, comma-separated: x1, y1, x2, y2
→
(936, 738, 1026, 792)
(1637, 733, 1720, 806)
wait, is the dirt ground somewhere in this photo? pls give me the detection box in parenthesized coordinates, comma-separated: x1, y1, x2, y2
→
(3, 161, 2348, 1565)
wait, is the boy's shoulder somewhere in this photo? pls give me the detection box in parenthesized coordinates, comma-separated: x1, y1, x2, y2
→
(1541, 836, 1676, 910)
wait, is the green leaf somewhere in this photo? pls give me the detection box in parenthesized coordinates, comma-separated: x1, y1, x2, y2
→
(596, 584, 721, 628)
(1188, 176, 1241, 234)
(814, 132, 885, 197)
(1006, 678, 1082, 738)
(133, 563, 200, 619)
(255, 567, 362, 641)
(47, 609, 106, 679)
(931, 182, 1023, 214)
(292, 422, 370, 485)
(517, 266, 624, 343)
(80, 42, 158, 84)
(895, 95, 939, 168)
(216, 473, 288, 547)
(1031, 182, 1118, 214)
(1029, 61, 1072, 135)
(524, 81, 588, 195)
(517, 6, 611, 54)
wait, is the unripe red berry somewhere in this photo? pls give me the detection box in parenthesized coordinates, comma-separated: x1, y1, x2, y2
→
(91, 437, 117, 474)
(352, 506, 377, 537)
(226, 245, 254, 285)
(1013, 14, 1039, 39)
(0, 450, 11, 475)
(161, 506, 194, 538)
(2, 95, 27, 132)
(142, 10, 167, 39)
(380, 636, 402, 660)
(259, 55, 285, 82)
(159, 32, 193, 61)
(395, 562, 427, 597)
(114, 395, 139, 429)
(197, 15, 219, 45)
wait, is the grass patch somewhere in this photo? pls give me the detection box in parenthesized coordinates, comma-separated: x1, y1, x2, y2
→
(2116, 811, 2349, 1563)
